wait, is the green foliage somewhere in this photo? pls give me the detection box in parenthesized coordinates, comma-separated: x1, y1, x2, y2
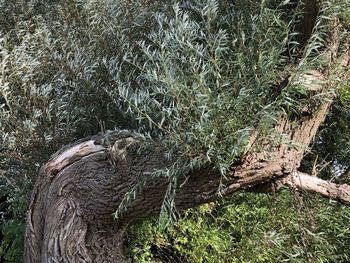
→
(0, 176, 30, 263)
(119, 0, 289, 157)
(125, 189, 350, 263)
(0, 220, 25, 263)
(301, 89, 350, 180)
(0, 0, 350, 261)
(0, 0, 347, 194)
(300, 59, 350, 180)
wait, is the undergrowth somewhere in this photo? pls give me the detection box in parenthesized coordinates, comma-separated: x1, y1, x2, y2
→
(125, 189, 350, 263)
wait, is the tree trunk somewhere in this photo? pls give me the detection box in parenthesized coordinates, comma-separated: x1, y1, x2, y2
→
(23, 98, 350, 262)
(24, 16, 350, 263)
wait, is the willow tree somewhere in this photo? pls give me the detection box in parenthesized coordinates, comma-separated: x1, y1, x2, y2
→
(1, 0, 350, 262)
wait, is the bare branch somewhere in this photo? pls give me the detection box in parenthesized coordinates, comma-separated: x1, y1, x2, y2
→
(287, 172, 350, 204)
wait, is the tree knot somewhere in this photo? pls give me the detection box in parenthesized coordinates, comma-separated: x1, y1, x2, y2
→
(109, 137, 140, 162)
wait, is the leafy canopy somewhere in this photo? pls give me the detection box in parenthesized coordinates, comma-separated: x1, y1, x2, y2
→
(2, 0, 347, 178)
(1, 0, 350, 261)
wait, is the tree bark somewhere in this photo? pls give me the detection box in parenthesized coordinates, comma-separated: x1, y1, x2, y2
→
(23, 98, 350, 262)
(23, 16, 350, 263)
(287, 172, 350, 204)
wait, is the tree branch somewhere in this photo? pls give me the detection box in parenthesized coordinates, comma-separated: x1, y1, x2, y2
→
(286, 172, 350, 204)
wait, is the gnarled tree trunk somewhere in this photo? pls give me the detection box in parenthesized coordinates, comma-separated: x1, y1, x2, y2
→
(23, 99, 350, 262)
(24, 16, 350, 263)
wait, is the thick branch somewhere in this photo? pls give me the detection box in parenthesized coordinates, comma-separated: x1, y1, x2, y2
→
(286, 172, 350, 204)
(24, 63, 343, 262)
(44, 140, 105, 175)
(24, 14, 350, 263)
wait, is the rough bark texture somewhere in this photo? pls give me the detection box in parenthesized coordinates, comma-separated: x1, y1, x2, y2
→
(23, 98, 350, 262)
(23, 100, 347, 262)
(24, 15, 350, 263)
